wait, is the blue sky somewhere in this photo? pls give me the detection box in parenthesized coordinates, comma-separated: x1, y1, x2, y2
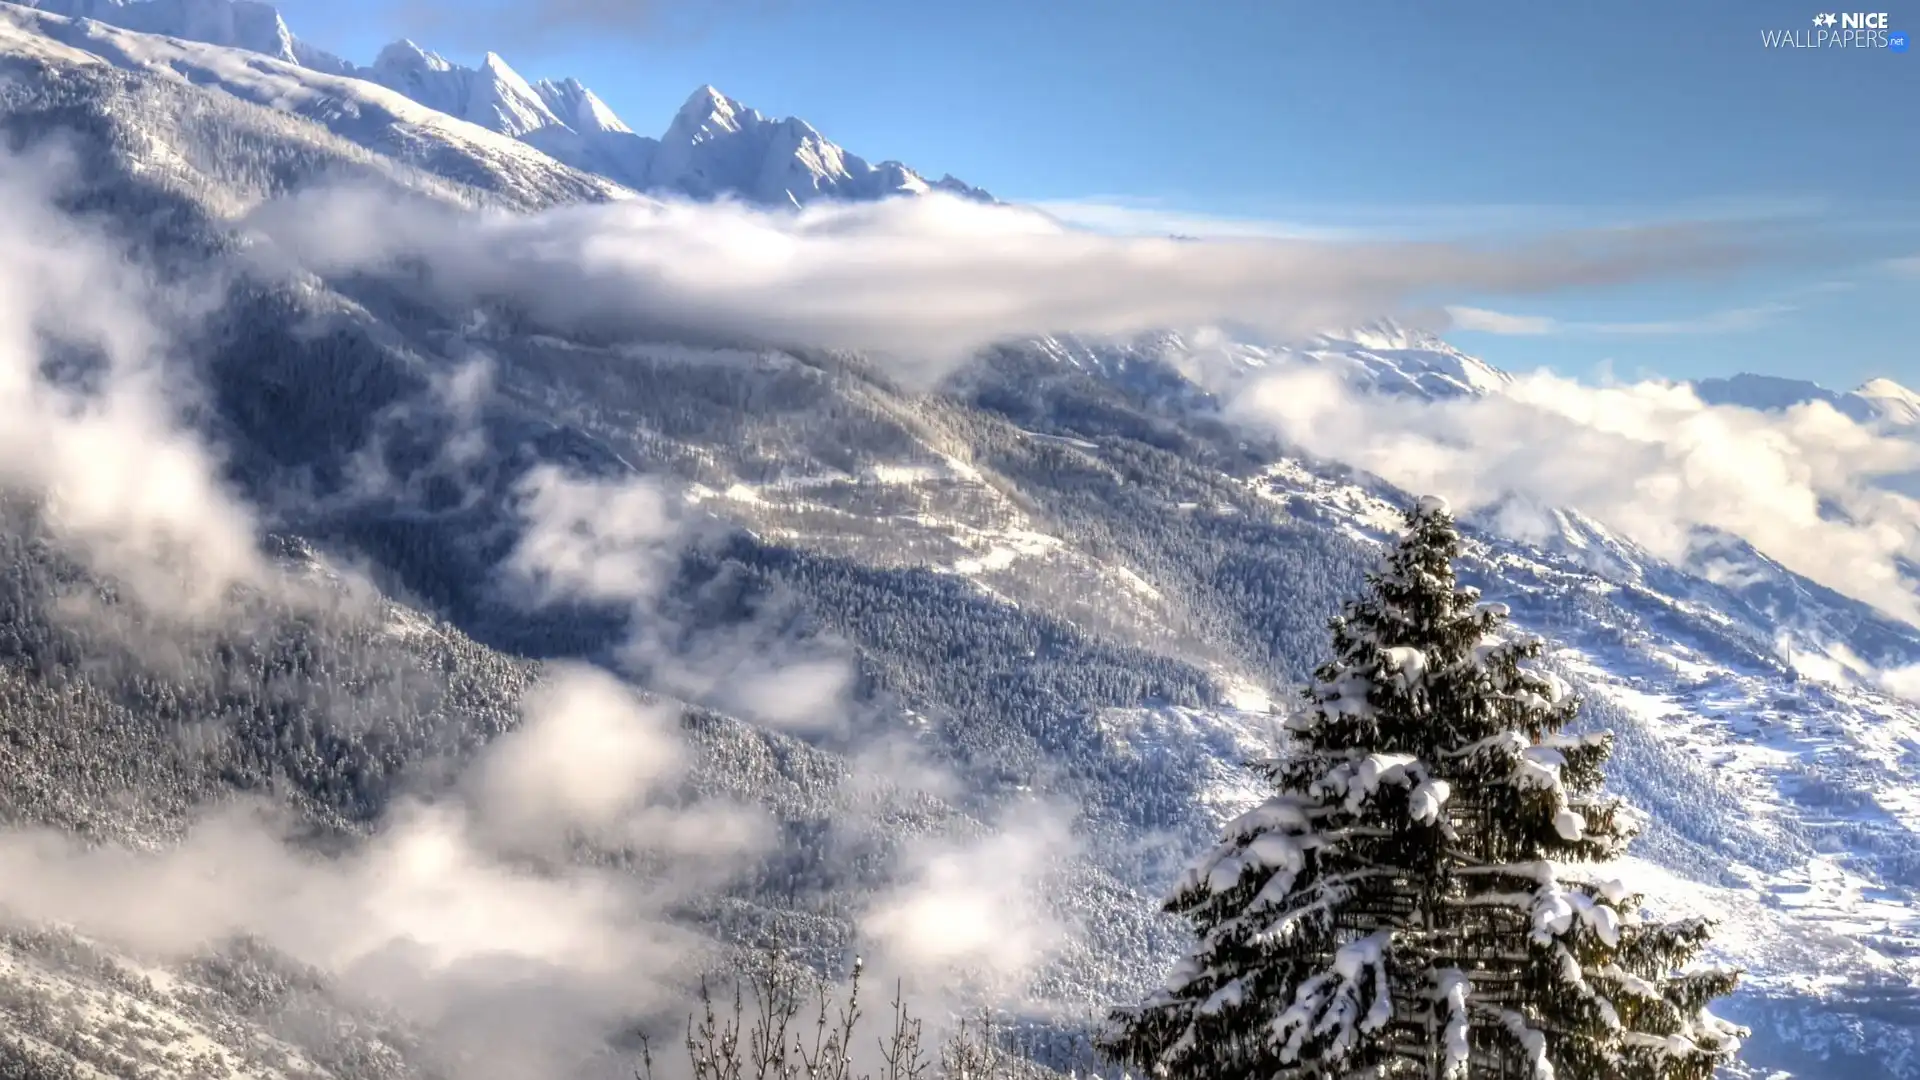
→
(278, 0, 1916, 388)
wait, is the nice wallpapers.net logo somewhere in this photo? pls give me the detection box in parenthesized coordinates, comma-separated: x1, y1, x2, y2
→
(1762, 11, 1909, 48)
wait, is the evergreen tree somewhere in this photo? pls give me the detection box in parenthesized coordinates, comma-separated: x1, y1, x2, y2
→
(1103, 496, 1744, 1080)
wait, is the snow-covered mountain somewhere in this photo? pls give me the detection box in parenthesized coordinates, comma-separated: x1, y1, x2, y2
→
(1150, 331, 1915, 424)
(363, 38, 560, 138)
(2, 0, 992, 207)
(1210, 337, 1917, 423)
(15, 0, 307, 63)
(641, 83, 991, 206)
(988, 321, 1511, 414)
(534, 75, 628, 135)
(1, 6, 1919, 1079)
(1275, 320, 1513, 398)
(1860, 377, 1920, 426)
(0, 2, 633, 208)
(1692, 372, 1920, 430)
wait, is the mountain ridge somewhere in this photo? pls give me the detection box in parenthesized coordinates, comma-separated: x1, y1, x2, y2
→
(4, 0, 994, 207)
(1689, 371, 1920, 429)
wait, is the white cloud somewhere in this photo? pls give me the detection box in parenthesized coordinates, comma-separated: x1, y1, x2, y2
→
(859, 800, 1081, 995)
(0, 140, 266, 617)
(0, 801, 704, 1080)
(1445, 302, 1792, 337)
(1029, 197, 1366, 241)
(502, 462, 859, 733)
(1446, 305, 1559, 335)
(621, 614, 857, 735)
(1230, 366, 1920, 627)
(1778, 637, 1920, 701)
(726, 656, 852, 729)
(467, 663, 774, 877)
(0, 613, 928, 1076)
(505, 464, 687, 607)
(0, 796, 683, 991)
(0, 659, 779, 1079)
(1031, 193, 1834, 243)
(244, 187, 1751, 387)
(471, 664, 688, 846)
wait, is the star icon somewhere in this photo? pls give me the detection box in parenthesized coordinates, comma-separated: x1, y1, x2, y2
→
(1815, 12, 1838, 26)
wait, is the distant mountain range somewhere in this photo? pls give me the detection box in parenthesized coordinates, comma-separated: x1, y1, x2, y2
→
(1693, 372, 1920, 429)
(9, 0, 994, 207)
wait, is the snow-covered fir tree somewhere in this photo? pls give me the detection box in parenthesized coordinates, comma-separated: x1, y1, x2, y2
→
(1103, 496, 1744, 1080)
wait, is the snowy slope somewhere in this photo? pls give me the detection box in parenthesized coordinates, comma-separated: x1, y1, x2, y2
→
(988, 320, 1513, 412)
(0, 2, 633, 208)
(577, 331, 1920, 1076)
(1171, 319, 1511, 399)
(1290, 320, 1514, 398)
(15, 0, 304, 63)
(1855, 378, 1920, 427)
(534, 76, 628, 134)
(966, 326, 1920, 1073)
(515, 74, 659, 188)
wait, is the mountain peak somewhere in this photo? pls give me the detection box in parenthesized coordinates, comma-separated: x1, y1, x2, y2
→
(682, 83, 729, 110)
(1855, 377, 1920, 427)
(1318, 317, 1450, 354)
(1293, 318, 1511, 399)
(1857, 377, 1920, 402)
(373, 37, 448, 72)
(671, 84, 748, 137)
(932, 173, 993, 200)
(534, 76, 632, 135)
(365, 39, 558, 137)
